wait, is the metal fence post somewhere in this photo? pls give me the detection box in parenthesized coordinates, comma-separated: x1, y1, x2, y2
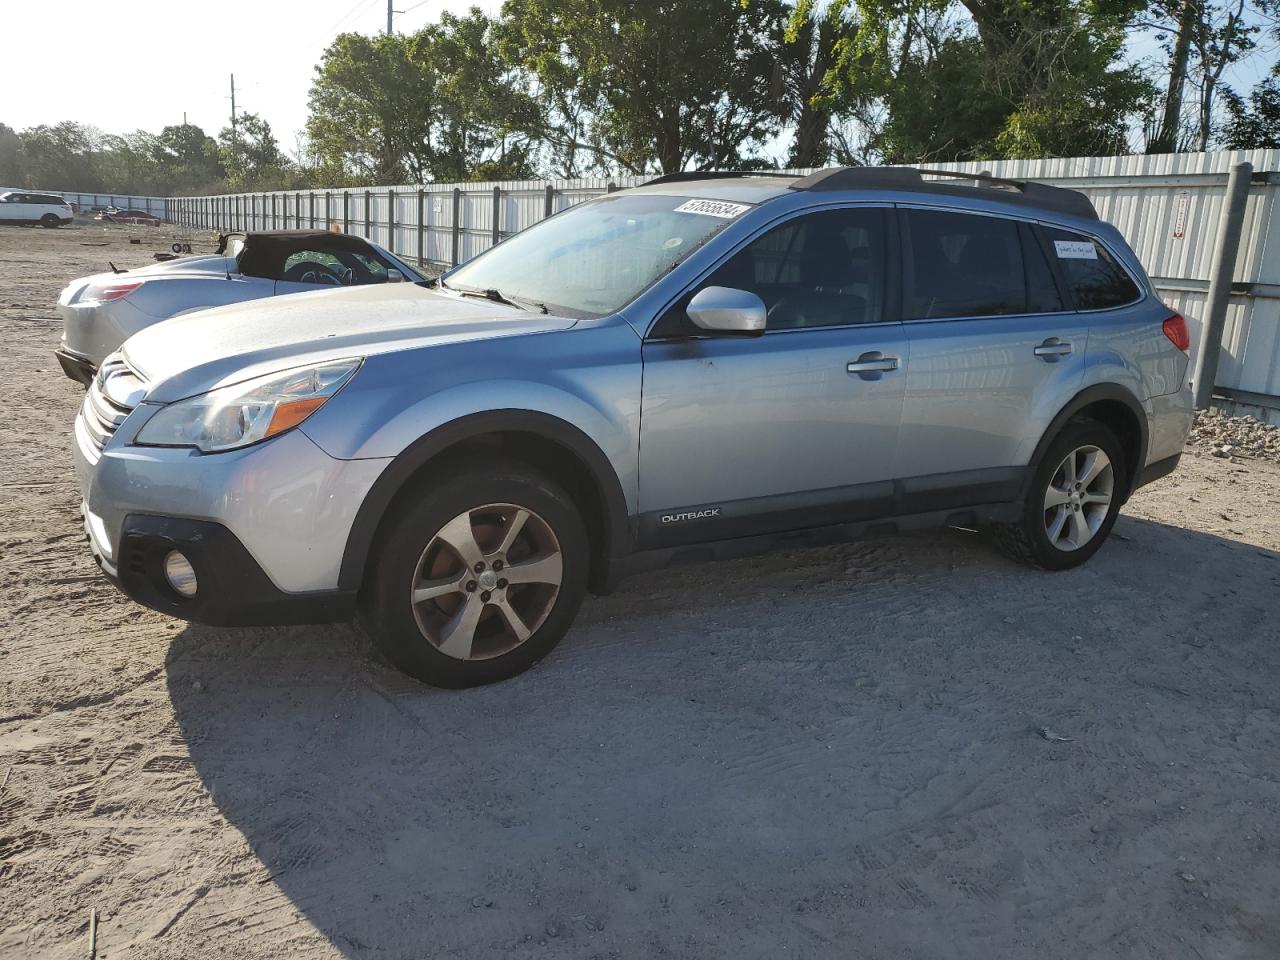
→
(388, 188, 396, 252)
(310, 192, 316, 229)
(607, 182, 617, 194)
(1192, 161, 1253, 409)
(544, 184, 554, 221)
(491, 186, 501, 245)
(364, 189, 372, 238)
(417, 188, 425, 266)
(451, 187, 462, 267)
(343, 191, 350, 234)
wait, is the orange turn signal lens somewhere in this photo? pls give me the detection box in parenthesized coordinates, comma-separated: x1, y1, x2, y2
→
(265, 397, 327, 437)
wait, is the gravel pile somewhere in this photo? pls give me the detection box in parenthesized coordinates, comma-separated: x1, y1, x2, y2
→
(1187, 408, 1280, 462)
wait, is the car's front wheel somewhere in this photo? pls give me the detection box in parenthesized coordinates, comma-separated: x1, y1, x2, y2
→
(40, 213, 60, 228)
(360, 461, 589, 688)
(994, 418, 1127, 570)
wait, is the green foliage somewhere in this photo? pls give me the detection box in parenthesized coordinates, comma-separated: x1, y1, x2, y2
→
(499, 0, 788, 174)
(306, 14, 540, 184)
(219, 113, 296, 190)
(1219, 67, 1280, 148)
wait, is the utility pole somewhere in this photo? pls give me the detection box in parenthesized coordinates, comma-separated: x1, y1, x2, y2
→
(387, 0, 393, 34)
(229, 73, 238, 142)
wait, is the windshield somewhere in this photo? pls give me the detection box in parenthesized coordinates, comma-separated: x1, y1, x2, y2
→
(444, 194, 750, 317)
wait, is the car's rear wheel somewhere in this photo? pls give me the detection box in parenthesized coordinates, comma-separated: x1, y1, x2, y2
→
(40, 213, 60, 228)
(994, 418, 1127, 570)
(360, 462, 589, 688)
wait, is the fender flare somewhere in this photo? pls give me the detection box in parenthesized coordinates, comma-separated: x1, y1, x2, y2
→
(1023, 383, 1149, 501)
(337, 409, 632, 591)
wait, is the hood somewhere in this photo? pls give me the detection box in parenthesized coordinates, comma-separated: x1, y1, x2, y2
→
(122, 282, 578, 403)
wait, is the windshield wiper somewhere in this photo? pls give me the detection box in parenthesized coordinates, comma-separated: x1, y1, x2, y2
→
(454, 286, 548, 314)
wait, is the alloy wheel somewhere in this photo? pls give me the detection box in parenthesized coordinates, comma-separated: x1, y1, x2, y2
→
(410, 503, 563, 660)
(1042, 445, 1115, 552)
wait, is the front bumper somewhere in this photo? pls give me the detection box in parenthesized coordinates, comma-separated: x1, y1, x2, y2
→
(76, 420, 392, 622)
(85, 511, 356, 626)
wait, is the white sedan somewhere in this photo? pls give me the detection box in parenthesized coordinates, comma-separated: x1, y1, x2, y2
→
(55, 229, 430, 384)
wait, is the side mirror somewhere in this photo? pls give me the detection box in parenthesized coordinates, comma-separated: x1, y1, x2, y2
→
(386, 268, 405, 283)
(686, 286, 766, 337)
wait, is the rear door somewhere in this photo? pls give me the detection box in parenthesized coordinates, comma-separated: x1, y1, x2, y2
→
(893, 207, 1089, 499)
(638, 205, 909, 547)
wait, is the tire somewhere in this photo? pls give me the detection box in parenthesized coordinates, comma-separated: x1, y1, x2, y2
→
(994, 418, 1127, 571)
(359, 461, 589, 688)
(40, 213, 60, 228)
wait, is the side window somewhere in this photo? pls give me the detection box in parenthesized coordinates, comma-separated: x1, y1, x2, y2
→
(1042, 227, 1140, 310)
(902, 209, 1027, 319)
(352, 252, 389, 283)
(702, 207, 886, 330)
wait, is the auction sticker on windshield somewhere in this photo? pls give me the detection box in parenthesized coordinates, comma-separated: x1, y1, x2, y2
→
(674, 199, 751, 219)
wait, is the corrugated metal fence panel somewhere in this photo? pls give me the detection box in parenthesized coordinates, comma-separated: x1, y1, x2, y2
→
(57, 192, 167, 218)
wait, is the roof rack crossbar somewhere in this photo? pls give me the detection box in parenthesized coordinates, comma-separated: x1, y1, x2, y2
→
(790, 166, 1098, 220)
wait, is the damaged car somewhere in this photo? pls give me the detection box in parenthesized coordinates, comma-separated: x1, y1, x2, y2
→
(55, 229, 430, 384)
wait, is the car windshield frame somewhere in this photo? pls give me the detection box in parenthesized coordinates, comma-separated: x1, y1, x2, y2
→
(442, 193, 754, 319)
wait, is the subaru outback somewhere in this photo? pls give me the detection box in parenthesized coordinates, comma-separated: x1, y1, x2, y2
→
(72, 168, 1194, 688)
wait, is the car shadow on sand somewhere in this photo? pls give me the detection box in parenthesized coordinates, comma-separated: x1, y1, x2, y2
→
(166, 515, 1280, 959)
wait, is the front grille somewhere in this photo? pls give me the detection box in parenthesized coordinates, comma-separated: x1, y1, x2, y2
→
(78, 357, 145, 457)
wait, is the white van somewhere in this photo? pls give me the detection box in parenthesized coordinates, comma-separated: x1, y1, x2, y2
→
(0, 191, 75, 227)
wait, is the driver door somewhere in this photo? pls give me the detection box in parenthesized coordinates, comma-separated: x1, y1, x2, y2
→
(637, 205, 909, 548)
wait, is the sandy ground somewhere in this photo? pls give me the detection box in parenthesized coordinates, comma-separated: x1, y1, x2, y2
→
(1, 221, 1279, 960)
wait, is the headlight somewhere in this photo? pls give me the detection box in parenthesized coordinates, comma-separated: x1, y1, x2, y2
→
(135, 359, 362, 453)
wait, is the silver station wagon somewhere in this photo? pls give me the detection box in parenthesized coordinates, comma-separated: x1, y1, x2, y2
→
(72, 167, 1194, 687)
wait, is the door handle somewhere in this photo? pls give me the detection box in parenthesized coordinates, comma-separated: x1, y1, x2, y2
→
(1034, 338, 1073, 362)
(847, 352, 900, 380)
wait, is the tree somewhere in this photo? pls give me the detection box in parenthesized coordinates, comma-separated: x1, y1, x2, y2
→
(307, 14, 540, 185)
(218, 112, 295, 190)
(501, 0, 787, 174)
(1220, 65, 1280, 147)
(0, 123, 21, 186)
(781, 1, 856, 167)
(1145, 0, 1258, 152)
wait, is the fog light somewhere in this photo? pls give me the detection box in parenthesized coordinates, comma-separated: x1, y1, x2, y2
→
(163, 551, 198, 598)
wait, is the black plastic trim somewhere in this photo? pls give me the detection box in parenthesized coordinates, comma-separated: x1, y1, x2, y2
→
(337, 410, 632, 591)
(111, 514, 356, 627)
(1135, 452, 1182, 489)
(55, 349, 96, 386)
(617, 501, 1022, 584)
(636, 467, 1025, 551)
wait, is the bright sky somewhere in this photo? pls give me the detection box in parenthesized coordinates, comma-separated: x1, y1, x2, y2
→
(0, 0, 501, 157)
(0, 0, 1274, 161)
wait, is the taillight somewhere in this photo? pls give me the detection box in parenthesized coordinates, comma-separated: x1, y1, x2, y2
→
(83, 281, 142, 304)
(1162, 313, 1190, 352)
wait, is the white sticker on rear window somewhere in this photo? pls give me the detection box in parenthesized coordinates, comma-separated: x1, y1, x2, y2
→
(1054, 239, 1098, 260)
(674, 199, 751, 219)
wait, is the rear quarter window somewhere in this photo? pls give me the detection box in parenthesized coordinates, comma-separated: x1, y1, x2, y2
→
(1043, 227, 1141, 310)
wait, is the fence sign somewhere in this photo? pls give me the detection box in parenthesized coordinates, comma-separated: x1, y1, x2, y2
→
(1173, 191, 1191, 239)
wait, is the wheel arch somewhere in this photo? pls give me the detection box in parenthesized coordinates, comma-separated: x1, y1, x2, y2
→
(338, 410, 632, 595)
(1026, 384, 1149, 502)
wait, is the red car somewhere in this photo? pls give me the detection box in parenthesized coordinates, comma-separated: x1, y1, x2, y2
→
(96, 208, 162, 226)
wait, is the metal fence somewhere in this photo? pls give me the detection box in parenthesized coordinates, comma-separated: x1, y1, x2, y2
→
(161, 150, 1280, 413)
(57, 192, 168, 217)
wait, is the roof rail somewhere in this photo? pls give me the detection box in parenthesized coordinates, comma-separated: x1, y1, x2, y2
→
(791, 166, 1098, 220)
(642, 170, 793, 187)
